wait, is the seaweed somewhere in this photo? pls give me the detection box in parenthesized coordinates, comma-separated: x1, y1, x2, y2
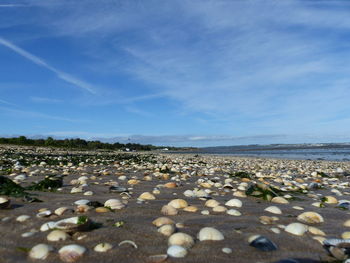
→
(0, 175, 30, 198)
(77, 215, 88, 225)
(26, 175, 63, 191)
(230, 171, 252, 179)
(245, 183, 280, 201)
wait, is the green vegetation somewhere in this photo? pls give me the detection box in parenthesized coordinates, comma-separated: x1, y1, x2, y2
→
(0, 136, 178, 151)
(0, 175, 30, 198)
(77, 215, 89, 225)
(26, 175, 63, 191)
(230, 171, 252, 179)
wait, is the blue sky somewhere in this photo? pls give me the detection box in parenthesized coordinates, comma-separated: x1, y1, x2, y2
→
(1, 0, 350, 146)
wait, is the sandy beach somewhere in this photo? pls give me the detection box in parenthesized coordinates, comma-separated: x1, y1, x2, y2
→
(1, 145, 350, 263)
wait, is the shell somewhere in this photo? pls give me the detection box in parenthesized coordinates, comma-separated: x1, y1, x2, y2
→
(59, 244, 86, 263)
(104, 199, 125, 209)
(0, 197, 10, 209)
(118, 240, 138, 249)
(40, 221, 56, 232)
(225, 199, 242, 208)
(16, 215, 30, 222)
(183, 206, 198, 212)
(285, 223, 308, 236)
(168, 199, 188, 209)
(94, 242, 113, 252)
(158, 224, 175, 236)
(147, 254, 168, 263)
(227, 209, 241, 216)
(205, 199, 220, 208)
(271, 197, 289, 204)
(168, 233, 194, 249)
(249, 235, 277, 251)
(47, 230, 70, 241)
(54, 216, 91, 233)
(198, 227, 224, 241)
(29, 244, 54, 260)
(161, 205, 178, 216)
(55, 207, 71, 216)
(264, 206, 282, 215)
(139, 192, 156, 200)
(297, 212, 324, 224)
(167, 245, 187, 258)
(152, 217, 175, 227)
(213, 206, 227, 212)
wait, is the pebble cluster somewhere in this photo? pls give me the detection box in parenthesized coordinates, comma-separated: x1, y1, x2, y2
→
(1, 145, 350, 262)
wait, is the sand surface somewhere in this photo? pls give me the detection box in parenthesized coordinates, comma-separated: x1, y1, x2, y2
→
(1, 145, 350, 263)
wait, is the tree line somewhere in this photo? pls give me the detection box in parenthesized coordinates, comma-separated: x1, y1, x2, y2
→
(0, 136, 173, 151)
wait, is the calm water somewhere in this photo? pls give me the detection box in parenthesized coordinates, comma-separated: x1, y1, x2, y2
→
(193, 146, 350, 161)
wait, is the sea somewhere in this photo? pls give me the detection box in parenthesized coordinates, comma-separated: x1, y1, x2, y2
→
(184, 144, 350, 161)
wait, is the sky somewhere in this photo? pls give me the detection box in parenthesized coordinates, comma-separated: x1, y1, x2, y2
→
(1, 0, 350, 147)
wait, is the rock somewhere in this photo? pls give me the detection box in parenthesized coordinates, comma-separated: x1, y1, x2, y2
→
(158, 224, 175, 236)
(168, 233, 194, 248)
(47, 230, 69, 241)
(104, 199, 125, 209)
(58, 244, 86, 262)
(167, 245, 187, 258)
(94, 242, 113, 252)
(225, 199, 242, 207)
(285, 223, 308, 236)
(161, 205, 178, 216)
(29, 244, 53, 260)
(139, 192, 156, 200)
(168, 199, 188, 209)
(152, 217, 175, 227)
(297, 212, 324, 224)
(198, 227, 224, 241)
(271, 197, 289, 204)
(248, 235, 277, 251)
(264, 206, 282, 215)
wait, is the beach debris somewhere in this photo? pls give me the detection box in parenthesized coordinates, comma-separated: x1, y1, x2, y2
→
(118, 240, 138, 249)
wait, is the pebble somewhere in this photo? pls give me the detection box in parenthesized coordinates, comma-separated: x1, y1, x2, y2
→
(222, 247, 232, 254)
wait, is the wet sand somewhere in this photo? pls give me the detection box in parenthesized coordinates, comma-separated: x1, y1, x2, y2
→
(0, 145, 350, 263)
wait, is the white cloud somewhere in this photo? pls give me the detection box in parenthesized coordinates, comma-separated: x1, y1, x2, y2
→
(0, 37, 96, 94)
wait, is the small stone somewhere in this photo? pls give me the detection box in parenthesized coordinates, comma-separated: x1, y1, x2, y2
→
(167, 245, 187, 258)
(222, 247, 232, 254)
(198, 227, 224, 241)
(94, 242, 113, 252)
(29, 244, 53, 260)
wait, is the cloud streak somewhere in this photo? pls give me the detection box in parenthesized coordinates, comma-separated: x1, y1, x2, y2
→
(0, 37, 96, 94)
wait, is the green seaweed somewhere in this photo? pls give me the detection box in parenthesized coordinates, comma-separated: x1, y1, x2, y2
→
(16, 247, 30, 253)
(0, 175, 30, 198)
(230, 171, 252, 179)
(26, 175, 63, 191)
(77, 215, 88, 225)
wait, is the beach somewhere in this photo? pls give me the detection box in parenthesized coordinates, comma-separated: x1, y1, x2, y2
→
(1, 145, 350, 263)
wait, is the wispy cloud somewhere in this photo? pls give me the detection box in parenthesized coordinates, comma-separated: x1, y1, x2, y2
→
(0, 106, 88, 123)
(0, 98, 17, 107)
(30, 96, 63, 104)
(0, 37, 96, 94)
